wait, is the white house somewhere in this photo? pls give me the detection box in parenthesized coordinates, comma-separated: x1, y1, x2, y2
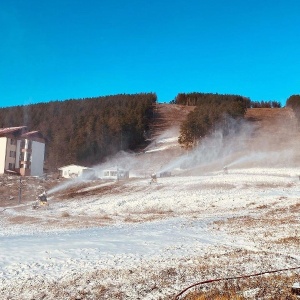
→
(0, 126, 45, 176)
(101, 167, 129, 180)
(58, 164, 95, 179)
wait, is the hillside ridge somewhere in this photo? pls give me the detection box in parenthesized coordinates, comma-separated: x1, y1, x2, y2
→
(144, 105, 300, 173)
(151, 104, 298, 144)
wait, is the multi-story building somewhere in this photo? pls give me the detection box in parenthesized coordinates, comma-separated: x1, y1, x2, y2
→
(0, 126, 45, 176)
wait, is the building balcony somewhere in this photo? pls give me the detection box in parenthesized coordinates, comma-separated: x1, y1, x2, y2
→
(19, 161, 31, 167)
(21, 148, 32, 153)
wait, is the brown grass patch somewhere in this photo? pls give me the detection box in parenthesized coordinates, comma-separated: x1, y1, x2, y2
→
(124, 215, 140, 223)
(184, 291, 243, 300)
(123, 208, 174, 223)
(268, 203, 300, 219)
(8, 215, 40, 224)
(276, 236, 300, 245)
(189, 183, 235, 191)
(95, 284, 109, 297)
(214, 211, 299, 232)
(138, 207, 174, 215)
(182, 274, 299, 300)
(61, 211, 70, 218)
(0, 175, 63, 207)
(58, 180, 145, 200)
(214, 216, 256, 228)
(255, 183, 282, 189)
(289, 203, 300, 213)
(256, 204, 268, 209)
(147, 207, 173, 214)
(98, 214, 113, 222)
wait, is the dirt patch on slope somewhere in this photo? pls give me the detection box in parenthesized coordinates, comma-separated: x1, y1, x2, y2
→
(245, 107, 299, 149)
(0, 175, 60, 208)
(150, 104, 195, 139)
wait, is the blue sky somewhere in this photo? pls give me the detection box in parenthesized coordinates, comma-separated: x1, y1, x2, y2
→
(1, 0, 299, 108)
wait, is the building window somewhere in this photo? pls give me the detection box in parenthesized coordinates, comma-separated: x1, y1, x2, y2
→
(20, 152, 24, 161)
(8, 163, 15, 170)
(10, 151, 16, 158)
(10, 139, 16, 145)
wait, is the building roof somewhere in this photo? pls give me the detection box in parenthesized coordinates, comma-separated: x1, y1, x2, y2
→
(0, 126, 27, 137)
(58, 164, 91, 170)
(0, 126, 45, 142)
(103, 166, 127, 171)
(21, 131, 46, 141)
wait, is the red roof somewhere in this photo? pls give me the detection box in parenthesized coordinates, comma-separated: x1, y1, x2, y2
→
(0, 126, 45, 141)
(21, 131, 45, 140)
(0, 126, 27, 137)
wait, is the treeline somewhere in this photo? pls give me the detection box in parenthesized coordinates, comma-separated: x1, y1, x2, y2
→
(249, 101, 281, 108)
(286, 95, 300, 122)
(0, 93, 156, 169)
(177, 93, 248, 149)
(171, 92, 281, 108)
(286, 94, 300, 110)
(171, 92, 251, 107)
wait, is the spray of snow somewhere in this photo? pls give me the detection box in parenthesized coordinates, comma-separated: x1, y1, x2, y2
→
(158, 118, 254, 174)
(48, 111, 299, 194)
(47, 177, 86, 195)
(159, 114, 299, 174)
(226, 149, 295, 168)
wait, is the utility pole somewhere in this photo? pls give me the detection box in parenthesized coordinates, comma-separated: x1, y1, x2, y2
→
(121, 130, 123, 150)
(18, 176, 22, 204)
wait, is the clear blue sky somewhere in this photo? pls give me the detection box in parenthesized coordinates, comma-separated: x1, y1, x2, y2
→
(1, 0, 299, 108)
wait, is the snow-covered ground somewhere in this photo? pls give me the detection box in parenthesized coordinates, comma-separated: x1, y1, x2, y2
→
(1, 167, 300, 299)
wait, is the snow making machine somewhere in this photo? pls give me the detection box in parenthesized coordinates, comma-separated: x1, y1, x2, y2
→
(150, 173, 157, 184)
(32, 191, 49, 209)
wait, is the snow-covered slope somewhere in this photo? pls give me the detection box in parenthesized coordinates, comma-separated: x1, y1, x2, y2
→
(0, 167, 299, 299)
(1, 107, 300, 299)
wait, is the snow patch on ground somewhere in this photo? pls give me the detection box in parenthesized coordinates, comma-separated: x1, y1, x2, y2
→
(0, 167, 300, 299)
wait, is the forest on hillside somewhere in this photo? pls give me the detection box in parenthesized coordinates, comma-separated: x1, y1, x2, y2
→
(0, 93, 156, 170)
(286, 94, 300, 132)
(175, 93, 249, 149)
(0, 90, 287, 170)
(173, 92, 282, 149)
(286, 95, 300, 120)
(171, 92, 281, 108)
